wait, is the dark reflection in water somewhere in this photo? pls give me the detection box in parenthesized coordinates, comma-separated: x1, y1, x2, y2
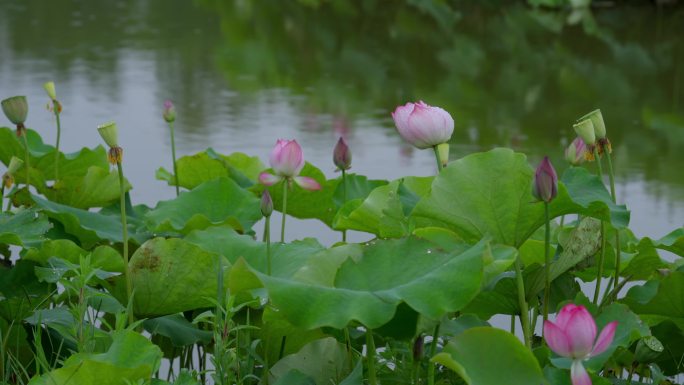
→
(0, 0, 682, 240)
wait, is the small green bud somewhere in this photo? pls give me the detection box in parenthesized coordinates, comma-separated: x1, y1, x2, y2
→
(573, 118, 596, 146)
(578, 109, 606, 139)
(1, 96, 28, 126)
(43, 81, 57, 101)
(97, 121, 119, 148)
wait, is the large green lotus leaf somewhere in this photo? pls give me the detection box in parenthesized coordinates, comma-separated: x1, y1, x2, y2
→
(144, 177, 261, 235)
(260, 306, 327, 368)
(333, 180, 409, 238)
(268, 337, 351, 385)
(28, 330, 162, 385)
(0, 208, 51, 247)
(637, 227, 684, 258)
(32, 194, 124, 248)
(411, 148, 628, 247)
(143, 314, 213, 347)
(41, 166, 131, 209)
(432, 327, 546, 385)
(331, 174, 388, 208)
(256, 162, 337, 226)
(184, 226, 327, 278)
(621, 272, 684, 330)
(22, 239, 124, 273)
(130, 237, 227, 316)
(156, 149, 264, 190)
(0, 260, 51, 321)
(252, 237, 486, 330)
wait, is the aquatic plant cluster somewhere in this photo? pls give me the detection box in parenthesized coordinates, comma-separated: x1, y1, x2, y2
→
(0, 86, 682, 385)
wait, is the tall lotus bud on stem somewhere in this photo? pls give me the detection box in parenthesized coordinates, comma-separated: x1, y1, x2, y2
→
(544, 304, 618, 385)
(261, 191, 273, 217)
(333, 137, 351, 171)
(1, 96, 28, 136)
(573, 119, 597, 161)
(533, 156, 558, 203)
(565, 137, 587, 166)
(392, 101, 454, 173)
(163, 100, 176, 123)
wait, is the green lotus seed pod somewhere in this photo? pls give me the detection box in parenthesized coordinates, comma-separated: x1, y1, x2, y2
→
(578, 109, 606, 139)
(635, 336, 664, 364)
(573, 118, 596, 146)
(1, 96, 28, 126)
(44, 81, 57, 101)
(436, 142, 450, 168)
(7, 156, 24, 175)
(97, 121, 119, 148)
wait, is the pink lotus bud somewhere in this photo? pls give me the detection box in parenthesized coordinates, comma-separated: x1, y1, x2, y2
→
(565, 137, 587, 166)
(163, 100, 176, 123)
(544, 304, 618, 385)
(391, 101, 454, 149)
(259, 139, 321, 191)
(260, 191, 273, 217)
(532, 156, 558, 203)
(333, 137, 351, 171)
(270, 139, 305, 177)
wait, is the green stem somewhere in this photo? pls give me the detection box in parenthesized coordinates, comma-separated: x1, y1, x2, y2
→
(169, 121, 179, 196)
(543, 202, 551, 323)
(514, 257, 532, 348)
(21, 132, 30, 188)
(593, 221, 607, 305)
(344, 327, 353, 373)
(0, 185, 3, 214)
(54, 110, 61, 181)
(605, 152, 621, 290)
(366, 329, 377, 385)
(593, 147, 603, 180)
(432, 146, 442, 172)
(265, 216, 272, 275)
(116, 162, 133, 326)
(427, 323, 440, 385)
(510, 315, 515, 335)
(341, 169, 347, 242)
(281, 181, 288, 243)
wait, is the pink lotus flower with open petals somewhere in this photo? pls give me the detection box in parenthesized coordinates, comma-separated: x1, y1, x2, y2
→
(259, 139, 321, 190)
(544, 304, 618, 385)
(392, 101, 454, 149)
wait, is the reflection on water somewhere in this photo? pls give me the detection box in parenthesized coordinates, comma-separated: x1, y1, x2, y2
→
(0, 0, 682, 239)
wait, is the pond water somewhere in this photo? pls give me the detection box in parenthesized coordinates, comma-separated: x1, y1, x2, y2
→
(1, 0, 682, 244)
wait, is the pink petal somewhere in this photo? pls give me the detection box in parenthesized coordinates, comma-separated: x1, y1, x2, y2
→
(555, 304, 580, 329)
(591, 321, 617, 356)
(293, 176, 321, 191)
(570, 360, 592, 385)
(272, 140, 304, 177)
(565, 307, 597, 358)
(258, 172, 283, 186)
(544, 321, 572, 357)
(406, 104, 454, 149)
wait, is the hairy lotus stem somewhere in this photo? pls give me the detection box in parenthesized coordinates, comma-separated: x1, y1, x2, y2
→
(366, 329, 377, 385)
(281, 181, 288, 243)
(21, 132, 30, 188)
(54, 106, 62, 181)
(168, 120, 179, 196)
(593, 222, 607, 304)
(116, 161, 133, 325)
(543, 202, 551, 323)
(341, 169, 347, 242)
(427, 323, 441, 385)
(514, 257, 532, 348)
(604, 152, 621, 290)
(264, 216, 272, 275)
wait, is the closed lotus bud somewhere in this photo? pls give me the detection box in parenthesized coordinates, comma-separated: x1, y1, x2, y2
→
(43, 81, 57, 101)
(565, 137, 587, 166)
(532, 156, 558, 203)
(163, 100, 176, 123)
(7, 156, 24, 175)
(1, 96, 28, 127)
(97, 122, 119, 148)
(261, 190, 273, 217)
(579, 109, 606, 139)
(635, 336, 663, 363)
(573, 119, 596, 146)
(392, 101, 454, 149)
(333, 137, 351, 171)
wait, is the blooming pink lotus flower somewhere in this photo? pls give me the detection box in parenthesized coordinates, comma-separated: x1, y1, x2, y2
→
(259, 139, 321, 190)
(544, 304, 618, 385)
(532, 156, 558, 203)
(391, 101, 454, 149)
